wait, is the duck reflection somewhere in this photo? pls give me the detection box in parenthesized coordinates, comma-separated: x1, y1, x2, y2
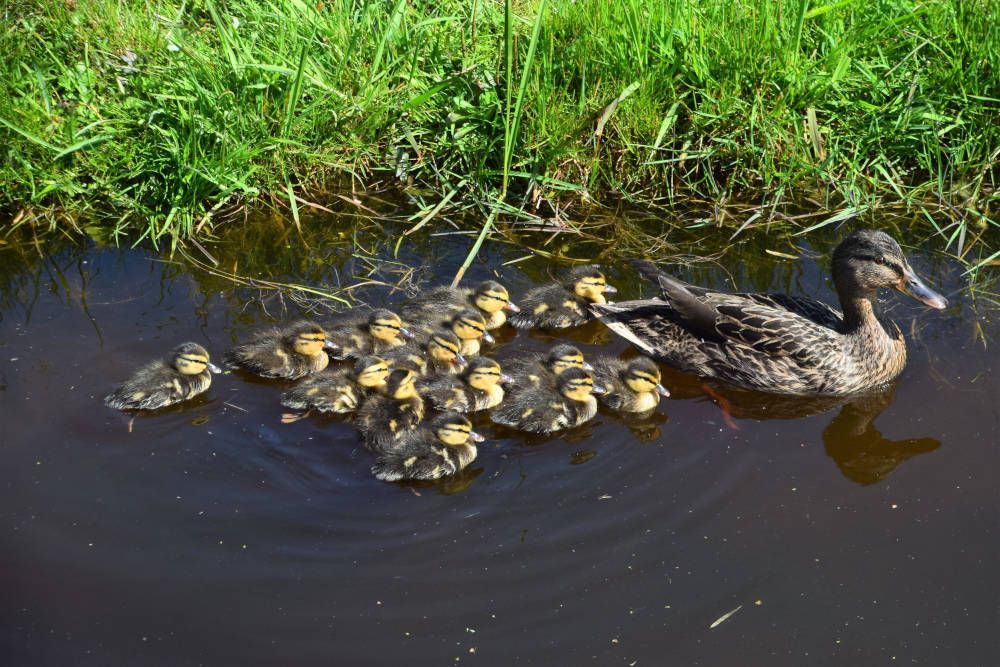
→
(667, 369, 940, 485)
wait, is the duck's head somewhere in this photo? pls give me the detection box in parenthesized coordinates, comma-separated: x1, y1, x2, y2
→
(170, 342, 221, 375)
(464, 357, 509, 391)
(367, 309, 413, 343)
(430, 411, 485, 446)
(385, 367, 420, 400)
(472, 280, 520, 314)
(566, 265, 617, 304)
(427, 331, 467, 366)
(556, 367, 605, 402)
(287, 322, 329, 357)
(545, 344, 594, 374)
(354, 355, 391, 389)
(449, 309, 494, 344)
(832, 230, 947, 309)
(622, 357, 670, 398)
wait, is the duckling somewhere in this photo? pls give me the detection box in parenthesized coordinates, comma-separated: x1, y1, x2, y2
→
(279, 355, 391, 422)
(490, 367, 605, 434)
(371, 411, 484, 482)
(325, 309, 413, 360)
(383, 330, 467, 376)
(104, 342, 221, 411)
(419, 357, 511, 413)
(508, 265, 617, 329)
(401, 280, 521, 330)
(414, 309, 494, 357)
(504, 343, 595, 390)
(590, 356, 670, 413)
(355, 367, 426, 454)
(225, 320, 332, 380)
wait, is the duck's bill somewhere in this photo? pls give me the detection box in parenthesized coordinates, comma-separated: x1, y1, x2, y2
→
(591, 384, 607, 395)
(455, 353, 468, 367)
(469, 430, 486, 443)
(899, 268, 948, 309)
(504, 302, 521, 313)
(399, 327, 415, 339)
(500, 373, 514, 384)
(581, 361, 595, 371)
(482, 331, 496, 345)
(207, 362, 222, 374)
(323, 339, 339, 351)
(602, 284, 618, 294)
(655, 383, 670, 397)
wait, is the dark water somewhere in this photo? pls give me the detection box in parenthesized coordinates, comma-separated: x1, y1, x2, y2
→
(2, 209, 998, 666)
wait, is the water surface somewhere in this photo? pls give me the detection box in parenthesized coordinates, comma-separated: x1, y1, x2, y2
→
(2, 208, 998, 666)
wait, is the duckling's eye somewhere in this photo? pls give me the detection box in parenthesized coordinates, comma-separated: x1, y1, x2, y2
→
(461, 319, 485, 333)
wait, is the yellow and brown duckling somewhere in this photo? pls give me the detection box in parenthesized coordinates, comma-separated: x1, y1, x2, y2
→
(413, 308, 494, 357)
(383, 330, 467, 376)
(325, 308, 413, 360)
(225, 320, 332, 380)
(279, 355, 391, 422)
(590, 356, 670, 413)
(371, 411, 483, 482)
(419, 357, 511, 413)
(401, 280, 520, 330)
(504, 343, 594, 390)
(104, 342, 221, 411)
(508, 265, 616, 329)
(355, 367, 426, 454)
(490, 367, 605, 434)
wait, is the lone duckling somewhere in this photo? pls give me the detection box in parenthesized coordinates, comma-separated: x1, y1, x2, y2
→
(105, 342, 221, 411)
(371, 411, 484, 482)
(326, 309, 413, 360)
(225, 321, 332, 380)
(490, 367, 605, 434)
(590, 356, 670, 413)
(419, 357, 511, 413)
(504, 343, 594, 390)
(402, 280, 521, 330)
(356, 367, 426, 454)
(279, 355, 391, 422)
(383, 330, 467, 376)
(508, 265, 616, 329)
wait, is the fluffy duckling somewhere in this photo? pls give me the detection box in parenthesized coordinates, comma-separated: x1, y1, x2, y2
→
(383, 330, 467, 376)
(402, 280, 520, 330)
(508, 265, 617, 329)
(104, 342, 221, 411)
(490, 367, 605, 434)
(225, 321, 331, 379)
(279, 355, 391, 422)
(590, 356, 670, 413)
(504, 343, 594, 390)
(419, 357, 511, 413)
(371, 412, 484, 482)
(414, 309, 494, 357)
(326, 309, 413, 360)
(355, 367, 426, 454)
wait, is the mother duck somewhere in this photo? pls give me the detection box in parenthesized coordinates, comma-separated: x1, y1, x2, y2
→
(593, 229, 947, 396)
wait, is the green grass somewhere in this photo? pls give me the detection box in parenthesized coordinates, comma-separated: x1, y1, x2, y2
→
(1, 0, 998, 264)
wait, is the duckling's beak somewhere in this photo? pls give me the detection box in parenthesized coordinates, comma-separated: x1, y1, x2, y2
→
(468, 430, 485, 443)
(207, 362, 222, 374)
(581, 361, 595, 371)
(655, 383, 670, 397)
(399, 326, 415, 339)
(323, 339, 338, 351)
(591, 384, 607, 395)
(482, 331, 495, 345)
(504, 301, 521, 313)
(898, 266, 948, 309)
(602, 284, 618, 294)
(500, 373, 514, 384)
(455, 353, 468, 367)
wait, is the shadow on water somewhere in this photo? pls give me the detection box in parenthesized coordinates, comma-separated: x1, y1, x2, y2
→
(1, 202, 999, 666)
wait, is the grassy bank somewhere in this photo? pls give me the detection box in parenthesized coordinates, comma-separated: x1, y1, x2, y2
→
(2, 0, 998, 263)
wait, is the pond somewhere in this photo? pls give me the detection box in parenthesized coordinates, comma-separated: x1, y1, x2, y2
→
(2, 204, 998, 665)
